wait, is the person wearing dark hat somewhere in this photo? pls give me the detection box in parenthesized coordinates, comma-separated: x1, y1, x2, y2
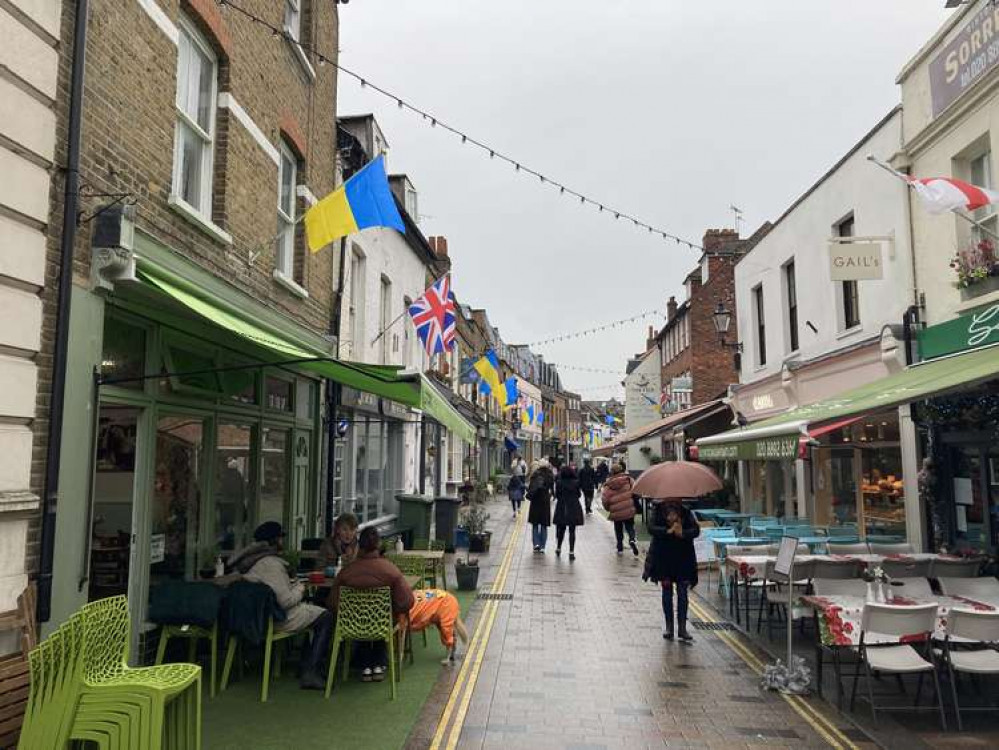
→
(229, 521, 333, 689)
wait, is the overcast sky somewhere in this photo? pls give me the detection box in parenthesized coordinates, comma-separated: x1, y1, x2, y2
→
(338, 1, 950, 400)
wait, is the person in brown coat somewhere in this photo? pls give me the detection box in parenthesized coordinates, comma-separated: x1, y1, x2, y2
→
(328, 527, 414, 682)
(601, 462, 639, 557)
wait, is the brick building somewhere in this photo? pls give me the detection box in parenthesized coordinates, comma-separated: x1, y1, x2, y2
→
(38, 0, 345, 636)
(657, 227, 768, 411)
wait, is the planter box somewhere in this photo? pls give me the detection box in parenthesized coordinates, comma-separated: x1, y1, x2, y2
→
(455, 527, 469, 549)
(455, 563, 480, 590)
(960, 274, 999, 301)
(468, 531, 492, 554)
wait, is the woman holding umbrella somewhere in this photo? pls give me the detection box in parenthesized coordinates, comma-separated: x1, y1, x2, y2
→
(634, 462, 721, 643)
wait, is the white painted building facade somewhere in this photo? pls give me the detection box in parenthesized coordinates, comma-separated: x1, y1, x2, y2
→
(0, 0, 62, 647)
(730, 109, 922, 543)
(624, 349, 663, 471)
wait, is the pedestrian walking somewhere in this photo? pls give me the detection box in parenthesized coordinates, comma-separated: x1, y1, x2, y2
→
(601, 463, 639, 556)
(594, 460, 609, 488)
(578, 459, 597, 514)
(508, 470, 525, 518)
(527, 459, 554, 552)
(644, 500, 700, 642)
(553, 464, 584, 561)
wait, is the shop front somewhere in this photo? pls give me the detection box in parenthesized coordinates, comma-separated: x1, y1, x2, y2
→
(698, 340, 999, 548)
(49, 232, 474, 649)
(914, 305, 999, 552)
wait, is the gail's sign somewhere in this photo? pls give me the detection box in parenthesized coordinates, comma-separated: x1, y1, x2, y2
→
(829, 243, 883, 281)
(918, 303, 999, 360)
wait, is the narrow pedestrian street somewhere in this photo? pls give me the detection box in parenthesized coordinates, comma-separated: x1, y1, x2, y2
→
(424, 505, 877, 750)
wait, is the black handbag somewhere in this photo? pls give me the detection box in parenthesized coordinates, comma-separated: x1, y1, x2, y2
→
(632, 494, 643, 515)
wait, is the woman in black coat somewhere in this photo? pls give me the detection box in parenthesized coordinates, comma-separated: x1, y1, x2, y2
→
(645, 501, 700, 642)
(526, 461, 555, 553)
(552, 465, 584, 561)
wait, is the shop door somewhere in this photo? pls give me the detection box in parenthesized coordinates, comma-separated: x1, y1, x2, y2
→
(289, 430, 312, 550)
(947, 444, 995, 550)
(90, 406, 143, 604)
(150, 415, 205, 586)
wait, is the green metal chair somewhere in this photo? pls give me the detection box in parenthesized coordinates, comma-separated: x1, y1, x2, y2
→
(78, 596, 202, 750)
(19, 624, 79, 749)
(325, 586, 398, 700)
(155, 622, 219, 698)
(387, 553, 432, 652)
(219, 615, 300, 703)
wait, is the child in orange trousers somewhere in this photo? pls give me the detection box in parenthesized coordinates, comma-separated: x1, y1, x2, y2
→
(407, 589, 468, 664)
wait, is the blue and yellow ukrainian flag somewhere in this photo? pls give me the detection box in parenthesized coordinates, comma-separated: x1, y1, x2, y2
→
(305, 155, 405, 253)
(473, 350, 504, 404)
(503, 377, 518, 410)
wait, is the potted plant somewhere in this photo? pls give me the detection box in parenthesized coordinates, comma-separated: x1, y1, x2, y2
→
(455, 556, 480, 590)
(951, 237, 999, 299)
(465, 503, 492, 553)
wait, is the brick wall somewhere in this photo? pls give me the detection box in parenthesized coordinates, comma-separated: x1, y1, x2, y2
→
(29, 0, 340, 574)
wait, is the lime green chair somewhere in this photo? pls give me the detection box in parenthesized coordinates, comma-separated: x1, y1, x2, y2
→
(155, 621, 219, 698)
(219, 615, 301, 703)
(387, 553, 430, 654)
(19, 624, 79, 749)
(325, 586, 398, 700)
(78, 596, 202, 750)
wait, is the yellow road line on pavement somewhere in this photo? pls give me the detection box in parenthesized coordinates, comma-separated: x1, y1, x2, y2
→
(429, 512, 523, 750)
(687, 598, 860, 750)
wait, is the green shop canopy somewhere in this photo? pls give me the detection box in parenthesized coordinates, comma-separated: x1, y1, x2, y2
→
(138, 271, 476, 442)
(696, 344, 999, 461)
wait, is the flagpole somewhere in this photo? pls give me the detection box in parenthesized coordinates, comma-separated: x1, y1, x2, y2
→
(866, 154, 999, 242)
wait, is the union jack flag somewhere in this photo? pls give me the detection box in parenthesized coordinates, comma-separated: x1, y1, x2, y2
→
(408, 275, 456, 356)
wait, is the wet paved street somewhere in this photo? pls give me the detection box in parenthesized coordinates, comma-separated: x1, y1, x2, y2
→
(433, 505, 875, 750)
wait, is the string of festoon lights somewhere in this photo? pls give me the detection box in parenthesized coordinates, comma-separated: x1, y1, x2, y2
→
(572, 382, 626, 393)
(525, 310, 663, 347)
(216, 0, 706, 251)
(551, 364, 623, 376)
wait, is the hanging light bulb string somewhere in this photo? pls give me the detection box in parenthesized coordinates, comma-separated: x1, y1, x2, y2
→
(216, 0, 705, 251)
(526, 310, 663, 347)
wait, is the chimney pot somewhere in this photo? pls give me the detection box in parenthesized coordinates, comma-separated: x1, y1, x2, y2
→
(667, 295, 678, 320)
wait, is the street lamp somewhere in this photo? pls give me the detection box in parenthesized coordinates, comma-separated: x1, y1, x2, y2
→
(712, 302, 742, 350)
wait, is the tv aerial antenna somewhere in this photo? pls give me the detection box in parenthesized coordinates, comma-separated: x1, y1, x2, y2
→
(730, 205, 744, 233)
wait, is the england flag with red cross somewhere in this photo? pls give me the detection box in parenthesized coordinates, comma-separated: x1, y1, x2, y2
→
(407, 274, 457, 356)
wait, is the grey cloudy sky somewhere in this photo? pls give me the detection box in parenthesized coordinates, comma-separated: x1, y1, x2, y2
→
(338, 1, 949, 400)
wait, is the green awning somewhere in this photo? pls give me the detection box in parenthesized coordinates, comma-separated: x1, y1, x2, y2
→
(697, 344, 999, 460)
(418, 374, 477, 443)
(139, 271, 476, 440)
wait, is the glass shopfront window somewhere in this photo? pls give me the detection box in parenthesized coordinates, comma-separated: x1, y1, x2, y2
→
(151, 416, 204, 582)
(812, 411, 905, 539)
(260, 427, 290, 527)
(215, 422, 253, 555)
(345, 413, 406, 523)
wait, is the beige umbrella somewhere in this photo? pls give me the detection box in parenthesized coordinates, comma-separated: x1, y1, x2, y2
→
(632, 461, 723, 501)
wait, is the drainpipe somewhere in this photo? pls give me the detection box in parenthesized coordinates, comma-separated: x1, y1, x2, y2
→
(38, 0, 89, 623)
(325, 237, 348, 534)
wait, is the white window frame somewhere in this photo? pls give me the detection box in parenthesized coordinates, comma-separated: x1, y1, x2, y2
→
(969, 150, 997, 242)
(783, 259, 799, 353)
(753, 283, 767, 368)
(379, 275, 392, 365)
(276, 142, 297, 278)
(172, 17, 218, 220)
(284, 0, 302, 42)
(349, 247, 366, 358)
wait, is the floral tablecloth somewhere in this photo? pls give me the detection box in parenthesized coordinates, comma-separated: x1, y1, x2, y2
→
(800, 594, 995, 647)
(725, 553, 949, 580)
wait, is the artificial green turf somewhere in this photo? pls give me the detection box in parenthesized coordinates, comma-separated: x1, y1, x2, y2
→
(203, 587, 477, 750)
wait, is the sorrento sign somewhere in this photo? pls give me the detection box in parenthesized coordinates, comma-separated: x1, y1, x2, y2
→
(929, 3, 999, 118)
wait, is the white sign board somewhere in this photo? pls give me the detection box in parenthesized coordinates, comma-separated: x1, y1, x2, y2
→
(774, 536, 798, 577)
(150, 533, 165, 564)
(694, 536, 716, 563)
(829, 243, 884, 280)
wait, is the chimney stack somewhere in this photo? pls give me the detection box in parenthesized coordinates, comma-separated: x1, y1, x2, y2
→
(702, 228, 740, 254)
(667, 295, 678, 320)
(428, 236, 449, 258)
(646, 325, 656, 352)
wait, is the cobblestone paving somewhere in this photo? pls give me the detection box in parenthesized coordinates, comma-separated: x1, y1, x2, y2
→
(451, 509, 860, 750)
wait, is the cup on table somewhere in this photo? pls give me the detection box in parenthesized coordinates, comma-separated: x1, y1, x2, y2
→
(308, 571, 325, 585)
(324, 565, 337, 578)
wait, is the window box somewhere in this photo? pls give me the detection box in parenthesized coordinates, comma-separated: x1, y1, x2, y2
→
(959, 273, 999, 301)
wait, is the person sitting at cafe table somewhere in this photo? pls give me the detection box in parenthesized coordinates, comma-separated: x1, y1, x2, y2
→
(229, 521, 334, 690)
(328, 527, 415, 682)
(319, 512, 359, 568)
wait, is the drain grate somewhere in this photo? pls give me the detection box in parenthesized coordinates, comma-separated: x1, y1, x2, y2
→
(476, 593, 513, 600)
(690, 620, 737, 631)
